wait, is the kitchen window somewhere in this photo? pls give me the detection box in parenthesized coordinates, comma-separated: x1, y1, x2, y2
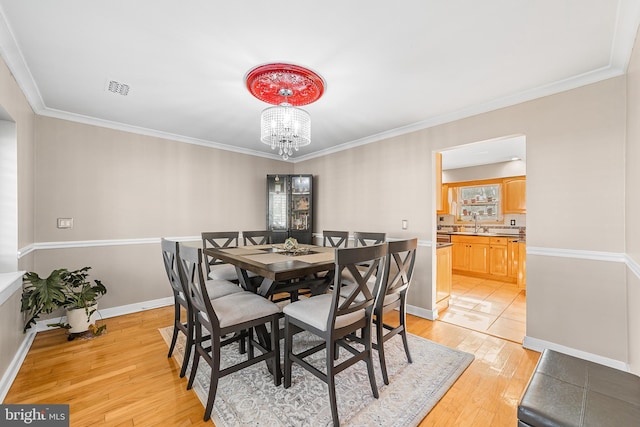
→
(455, 183, 502, 223)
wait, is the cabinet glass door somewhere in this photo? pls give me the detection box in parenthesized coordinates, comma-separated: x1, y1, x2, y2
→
(267, 176, 288, 231)
(290, 175, 311, 231)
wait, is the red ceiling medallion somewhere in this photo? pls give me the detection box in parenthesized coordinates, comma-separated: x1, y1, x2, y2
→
(245, 63, 325, 106)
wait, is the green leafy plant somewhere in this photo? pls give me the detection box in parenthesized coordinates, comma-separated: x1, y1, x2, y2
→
(21, 266, 107, 333)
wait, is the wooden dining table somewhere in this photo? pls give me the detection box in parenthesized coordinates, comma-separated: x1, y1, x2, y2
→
(203, 243, 336, 379)
(203, 243, 336, 299)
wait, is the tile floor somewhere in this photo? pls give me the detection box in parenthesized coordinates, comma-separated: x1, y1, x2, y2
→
(437, 274, 526, 343)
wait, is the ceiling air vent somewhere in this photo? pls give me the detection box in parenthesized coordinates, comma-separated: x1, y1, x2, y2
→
(106, 80, 130, 96)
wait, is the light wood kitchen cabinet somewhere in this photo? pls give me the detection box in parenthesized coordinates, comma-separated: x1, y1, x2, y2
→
(504, 177, 526, 214)
(489, 237, 508, 276)
(436, 245, 452, 305)
(437, 184, 449, 214)
(518, 241, 527, 289)
(452, 234, 521, 283)
(507, 238, 519, 279)
(452, 235, 489, 274)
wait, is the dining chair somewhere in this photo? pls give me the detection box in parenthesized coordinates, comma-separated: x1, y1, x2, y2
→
(161, 239, 244, 378)
(353, 231, 386, 247)
(201, 231, 243, 282)
(161, 238, 192, 378)
(372, 238, 418, 385)
(322, 230, 349, 248)
(177, 244, 282, 422)
(242, 230, 274, 246)
(283, 243, 388, 427)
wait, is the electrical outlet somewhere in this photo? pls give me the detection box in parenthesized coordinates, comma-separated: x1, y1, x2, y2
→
(402, 220, 408, 230)
(57, 218, 73, 229)
(510, 219, 516, 226)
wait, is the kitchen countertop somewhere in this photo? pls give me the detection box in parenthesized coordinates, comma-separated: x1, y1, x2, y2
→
(438, 231, 526, 242)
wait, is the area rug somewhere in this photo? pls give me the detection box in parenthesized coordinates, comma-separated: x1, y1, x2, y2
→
(159, 326, 474, 426)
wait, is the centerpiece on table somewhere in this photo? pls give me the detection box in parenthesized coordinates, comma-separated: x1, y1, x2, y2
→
(281, 237, 309, 255)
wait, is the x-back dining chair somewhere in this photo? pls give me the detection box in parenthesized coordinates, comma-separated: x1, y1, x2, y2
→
(323, 230, 349, 248)
(372, 238, 418, 385)
(353, 231, 386, 247)
(242, 230, 274, 246)
(201, 231, 240, 282)
(177, 244, 282, 422)
(161, 239, 244, 378)
(161, 238, 192, 378)
(283, 243, 388, 427)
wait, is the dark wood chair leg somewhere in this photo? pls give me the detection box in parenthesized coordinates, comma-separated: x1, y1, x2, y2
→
(284, 321, 293, 388)
(365, 324, 380, 396)
(180, 316, 193, 378)
(167, 304, 180, 357)
(400, 303, 412, 364)
(270, 316, 282, 385)
(376, 320, 389, 385)
(326, 339, 340, 427)
(203, 344, 221, 421)
(187, 342, 201, 390)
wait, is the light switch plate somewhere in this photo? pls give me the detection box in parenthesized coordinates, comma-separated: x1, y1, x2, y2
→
(57, 218, 73, 229)
(402, 219, 408, 230)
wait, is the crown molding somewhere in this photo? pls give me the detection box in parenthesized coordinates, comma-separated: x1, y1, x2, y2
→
(1, 2, 638, 163)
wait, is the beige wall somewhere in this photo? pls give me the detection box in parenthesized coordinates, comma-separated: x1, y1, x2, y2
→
(625, 25, 640, 374)
(298, 76, 630, 363)
(32, 117, 292, 309)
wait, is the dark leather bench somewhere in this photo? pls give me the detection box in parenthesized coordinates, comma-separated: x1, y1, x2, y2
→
(518, 349, 640, 426)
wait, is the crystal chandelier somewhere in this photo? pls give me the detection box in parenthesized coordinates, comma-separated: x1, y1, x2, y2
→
(246, 63, 325, 160)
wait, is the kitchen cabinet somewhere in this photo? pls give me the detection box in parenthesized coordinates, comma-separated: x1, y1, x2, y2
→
(518, 241, 527, 289)
(266, 174, 313, 244)
(452, 234, 521, 283)
(452, 235, 489, 274)
(489, 237, 508, 276)
(504, 177, 526, 214)
(436, 245, 452, 306)
(437, 184, 449, 214)
(507, 239, 519, 279)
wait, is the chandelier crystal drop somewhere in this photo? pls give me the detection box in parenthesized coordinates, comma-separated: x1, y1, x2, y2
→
(260, 103, 311, 160)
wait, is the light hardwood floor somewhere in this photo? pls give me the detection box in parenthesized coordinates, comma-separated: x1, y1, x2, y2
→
(5, 306, 539, 426)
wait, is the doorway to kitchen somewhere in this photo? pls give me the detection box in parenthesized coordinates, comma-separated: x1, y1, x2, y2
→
(435, 135, 526, 344)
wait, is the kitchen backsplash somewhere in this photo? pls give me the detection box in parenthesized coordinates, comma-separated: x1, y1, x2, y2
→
(437, 213, 526, 235)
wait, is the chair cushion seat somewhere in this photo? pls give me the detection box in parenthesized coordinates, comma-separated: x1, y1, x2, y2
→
(205, 279, 242, 299)
(283, 293, 365, 332)
(212, 291, 281, 328)
(208, 263, 258, 281)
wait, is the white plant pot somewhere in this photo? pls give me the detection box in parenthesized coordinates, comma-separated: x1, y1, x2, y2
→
(66, 304, 98, 333)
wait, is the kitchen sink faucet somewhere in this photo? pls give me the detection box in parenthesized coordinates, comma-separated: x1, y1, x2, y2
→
(473, 212, 480, 233)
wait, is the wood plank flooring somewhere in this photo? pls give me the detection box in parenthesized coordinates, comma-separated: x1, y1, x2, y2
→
(5, 305, 539, 426)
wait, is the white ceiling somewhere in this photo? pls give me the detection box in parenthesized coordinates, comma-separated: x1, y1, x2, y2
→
(0, 1, 639, 163)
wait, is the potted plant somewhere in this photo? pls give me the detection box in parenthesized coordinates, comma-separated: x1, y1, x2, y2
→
(21, 266, 107, 335)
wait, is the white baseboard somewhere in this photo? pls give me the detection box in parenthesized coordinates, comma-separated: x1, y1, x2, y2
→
(0, 329, 35, 402)
(406, 304, 437, 321)
(522, 335, 630, 372)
